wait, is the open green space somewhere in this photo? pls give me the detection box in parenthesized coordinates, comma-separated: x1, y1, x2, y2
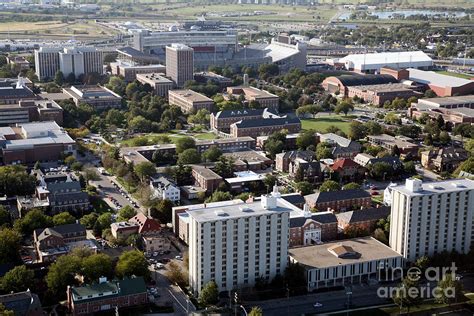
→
(435, 71, 473, 79)
(301, 115, 353, 134)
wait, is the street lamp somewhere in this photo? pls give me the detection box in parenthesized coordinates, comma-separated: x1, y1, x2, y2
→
(239, 305, 248, 316)
(345, 285, 352, 316)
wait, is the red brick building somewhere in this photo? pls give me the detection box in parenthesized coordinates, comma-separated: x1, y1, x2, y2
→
(289, 209, 338, 247)
(304, 189, 371, 213)
(330, 158, 366, 182)
(67, 277, 147, 315)
(336, 206, 390, 233)
(230, 117, 301, 138)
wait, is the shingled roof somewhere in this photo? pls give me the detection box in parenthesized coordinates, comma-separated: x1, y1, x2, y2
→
(290, 212, 337, 228)
(337, 206, 390, 224)
(305, 189, 371, 204)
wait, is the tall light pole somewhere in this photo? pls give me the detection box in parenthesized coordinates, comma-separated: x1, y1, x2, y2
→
(239, 305, 248, 316)
(345, 285, 352, 316)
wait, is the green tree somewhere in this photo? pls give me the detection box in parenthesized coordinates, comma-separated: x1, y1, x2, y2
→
(117, 206, 137, 222)
(106, 109, 125, 127)
(81, 253, 113, 283)
(199, 280, 219, 306)
(424, 89, 436, 98)
(14, 209, 53, 235)
(320, 180, 341, 192)
(177, 148, 201, 165)
(0, 228, 21, 264)
(435, 274, 463, 304)
(116, 250, 150, 279)
(175, 137, 196, 154)
(263, 174, 277, 191)
(315, 142, 333, 160)
(334, 100, 354, 116)
(64, 155, 76, 166)
(202, 146, 222, 162)
(52, 212, 76, 226)
(214, 156, 234, 178)
(403, 161, 416, 175)
(296, 129, 315, 150)
(393, 276, 421, 313)
(439, 131, 451, 145)
(80, 212, 98, 229)
(1, 265, 34, 293)
(46, 254, 82, 296)
(343, 182, 360, 190)
(54, 70, 64, 86)
(134, 161, 156, 182)
(295, 181, 313, 195)
(365, 121, 383, 135)
(349, 121, 367, 140)
(205, 191, 232, 203)
(0, 205, 11, 227)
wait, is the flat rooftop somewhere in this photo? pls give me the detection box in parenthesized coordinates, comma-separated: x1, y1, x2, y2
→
(408, 68, 474, 88)
(418, 95, 474, 107)
(64, 86, 122, 100)
(169, 89, 213, 103)
(186, 197, 292, 223)
(391, 178, 474, 197)
(289, 236, 402, 269)
(136, 73, 172, 83)
(349, 82, 414, 93)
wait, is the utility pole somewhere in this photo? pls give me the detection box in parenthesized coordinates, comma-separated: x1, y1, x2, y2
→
(286, 284, 290, 316)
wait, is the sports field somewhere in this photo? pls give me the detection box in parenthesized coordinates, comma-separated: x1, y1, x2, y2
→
(301, 115, 353, 134)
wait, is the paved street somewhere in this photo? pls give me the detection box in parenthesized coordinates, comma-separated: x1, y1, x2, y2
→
(89, 171, 138, 212)
(254, 284, 392, 316)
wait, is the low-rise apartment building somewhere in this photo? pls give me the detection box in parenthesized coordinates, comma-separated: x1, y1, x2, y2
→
(67, 277, 147, 315)
(168, 89, 214, 114)
(337, 206, 390, 232)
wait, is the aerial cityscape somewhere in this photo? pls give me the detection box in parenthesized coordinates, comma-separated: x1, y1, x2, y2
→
(0, 0, 473, 315)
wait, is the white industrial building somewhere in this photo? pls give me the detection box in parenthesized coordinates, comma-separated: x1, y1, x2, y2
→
(389, 178, 474, 262)
(338, 51, 433, 73)
(187, 186, 291, 293)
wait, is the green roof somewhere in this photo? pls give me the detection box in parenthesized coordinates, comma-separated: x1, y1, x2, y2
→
(71, 277, 146, 303)
(118, 277, 147, 296)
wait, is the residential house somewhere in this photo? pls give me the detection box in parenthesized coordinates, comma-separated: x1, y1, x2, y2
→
(420, 147, 468, 172)
(33, 223, 97, 262)
(67, 277, 147, 315)
(330, 158, 366, 182)
(150, 176, 180, 202)
(110, 222, 139, 240)
(128, 213, 170, 253)
(354, 153, 403, 172)
(319, 133, 361, 159)
(0, 290, 43, 316)
(275, 150, 323, 183)
(304, 189, 371, 212)
(336, 206, 391, 233)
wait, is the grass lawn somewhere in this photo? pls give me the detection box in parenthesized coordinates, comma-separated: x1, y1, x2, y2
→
(121, 131, 217, 146)
(194, 132, 218, 140)
(301, 115, 353, 134)
(434, 71, 473, 80)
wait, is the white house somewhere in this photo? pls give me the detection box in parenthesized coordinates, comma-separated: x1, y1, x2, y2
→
(150, 176, 180, 202)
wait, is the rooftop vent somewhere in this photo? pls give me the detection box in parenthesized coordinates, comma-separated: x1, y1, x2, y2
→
(239, 206, 253, 213)
(451, 183, 465, 188)
(214, 210, 228, 217)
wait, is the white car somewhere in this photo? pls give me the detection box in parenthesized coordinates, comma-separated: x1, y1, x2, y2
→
(175, 255, 183, 260)
(155, 263, 164, 269)
(313, 302, 323, 308)
(153, 252, 158, 257)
